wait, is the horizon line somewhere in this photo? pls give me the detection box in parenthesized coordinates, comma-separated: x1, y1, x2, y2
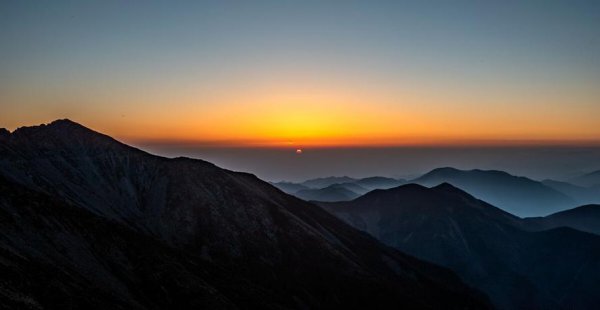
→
(128, 137, 600, 149)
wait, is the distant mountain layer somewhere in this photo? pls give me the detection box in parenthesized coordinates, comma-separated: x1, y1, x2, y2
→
(294, 184, 361, 202)
(354, 176, 407, 190)
(570, 170, 600, 187)
(542, 179, 600, 205)
(272, 176, 405, 202)
(275, 169, 600, 215)
(320, 183, 600, 310)
(524, 204, 600, 235)
(412, 167, 576, 217)
(300, 176, 358, 189)
(0, 120, 488, 309)
(268, 181, 309, 194)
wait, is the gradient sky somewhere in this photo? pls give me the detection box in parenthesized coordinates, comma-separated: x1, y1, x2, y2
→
(1, 0, 600, 147)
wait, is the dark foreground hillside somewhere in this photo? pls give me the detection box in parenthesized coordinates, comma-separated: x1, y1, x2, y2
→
(0, 120, 489, 309)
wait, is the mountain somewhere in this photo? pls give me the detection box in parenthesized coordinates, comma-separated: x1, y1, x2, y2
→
(294, 184, 361, 202)
(524, 204, 600, 235)
(320, 183, 600, 310)
(412, 167, 576, 217)
(269, 181, 309, 194)
(271, 181, 368, 201)
(570, 170, 600, 187)
(300, 176, 358, 188)
(355, 176, 406, 190)
(542, 179, 600, 205)
(333, 182, 370, 194)
(0, 120, 489, 309)
(274, 176, 405, 196)
(299, 176, 405, 190)
(271, 176, 405, 201)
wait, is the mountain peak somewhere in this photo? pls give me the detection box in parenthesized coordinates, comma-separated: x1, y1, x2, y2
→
(428, 167, 461, 174)
(355, 183, 428, 201)
(432, 182, 461, 191)
(421, 167, 464, 178)
(431, 182, 482, 201)
(47, 118, 87, 129)
(9, 119, 118, 147)
(425, 167, 512, 178)
(12, 119, 92, 135)
(413, 166, 576, 217)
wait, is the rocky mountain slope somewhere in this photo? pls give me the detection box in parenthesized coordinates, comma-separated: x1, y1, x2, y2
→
(0, 120, 489, 309)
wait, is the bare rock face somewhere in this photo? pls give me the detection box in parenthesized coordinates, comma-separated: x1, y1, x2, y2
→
(0, 120, 490, 309)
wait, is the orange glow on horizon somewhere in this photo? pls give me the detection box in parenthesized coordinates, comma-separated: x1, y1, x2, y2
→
(3, 76, 600, 148)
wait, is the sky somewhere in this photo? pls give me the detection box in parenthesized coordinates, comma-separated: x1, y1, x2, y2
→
(136, 143, 600, 182)
(1, 0, 599, 148)
(2, 1, 600, 181)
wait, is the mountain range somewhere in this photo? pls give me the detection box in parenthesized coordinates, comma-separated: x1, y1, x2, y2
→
(271, 176, 405, 202)
(570, 170, 600, 188)
(541, 179, 600, 206)
(524, 204, 600, 235)
(411, 167, 577, 217)
(320, 184, 600, 309)
(0, 120, 489, 309)
(274, 168, 600, 217)
(294, 184, 362, 202)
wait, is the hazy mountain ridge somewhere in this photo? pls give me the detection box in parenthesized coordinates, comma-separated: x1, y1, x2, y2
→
(268, 181, 309, 194)
(569, 170, 600, 188)
(541, 179, 600, 205)
(0, 120, 489, 309)
(524, 204, 600, 235)
(271, 176, 405, 202)
(320, 183, 600, 310)
(300, 176, 358, 189)
(273, 167, 600, 216)
(411, 167, 577, 217)
(294, 184, 362, 202)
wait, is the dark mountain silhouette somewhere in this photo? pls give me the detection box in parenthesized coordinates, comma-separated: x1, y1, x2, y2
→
(412, 167, 576, 217)
(320, 183, 600, 310)
(570, 170, 600, 187)
(294, 184, 361, 202)
(542, 179, 600, 205)
(524, 204, 600, 235)
(0, 120, 489, 309)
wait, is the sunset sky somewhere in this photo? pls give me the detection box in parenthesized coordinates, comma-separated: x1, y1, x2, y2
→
(2, 1, 600, 147)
